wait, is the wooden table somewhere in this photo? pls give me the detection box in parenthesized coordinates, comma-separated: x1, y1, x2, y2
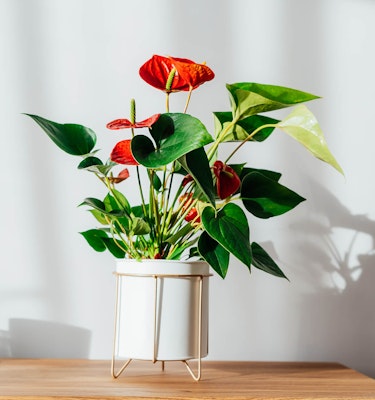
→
(0, 359, 375, 399)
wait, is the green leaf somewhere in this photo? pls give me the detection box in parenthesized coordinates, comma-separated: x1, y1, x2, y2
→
(132, 113, 213, 168)
(148, 113, 175, 148)
(80, 197, 106, 212)
(226, 83, 320, 120)
(80, 197, 128, 218)
(131, 217, 151, 235)
(230, 165, 282, 183)
(89, 209, 108, 225)
(80, 229, 126, 258)
(103, 237, 126, 258)
(251, 242, 288, 280)
(80, 229, 108, 252)
(131, 204, 149, 218)
(78, 156, 103, 169)
(78, 157, 115, 175)
(241, 172, 305, 218)
(165, 223, 194, 244)
(26, 114, 96, 155)
(214, 112, 278, 142)
(201, 203, 252, 268)
(104, 190, 131, 215)
(198, 231, 229, 278)
(178, 147, 216, 206)
(148, 171, 162, 191)
(278, 105, 344, 175)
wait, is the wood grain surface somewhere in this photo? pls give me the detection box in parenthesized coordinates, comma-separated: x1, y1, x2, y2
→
(0, 359, 375, 399)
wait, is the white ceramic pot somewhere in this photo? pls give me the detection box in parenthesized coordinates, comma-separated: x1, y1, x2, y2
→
(113, 259, 210, 361)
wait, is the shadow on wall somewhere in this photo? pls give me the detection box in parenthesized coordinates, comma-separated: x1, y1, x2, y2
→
(0, 319, 91, 358)
(290, 179, 375, 378)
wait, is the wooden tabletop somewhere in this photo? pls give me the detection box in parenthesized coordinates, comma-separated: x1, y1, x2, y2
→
(0, 359, 375, 399)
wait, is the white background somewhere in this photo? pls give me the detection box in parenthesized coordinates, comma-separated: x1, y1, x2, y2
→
(1, 0, 375, 378)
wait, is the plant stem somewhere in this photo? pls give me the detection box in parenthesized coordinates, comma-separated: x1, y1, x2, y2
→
(183, 87, 193, 113)
(224, 123, 277, 164)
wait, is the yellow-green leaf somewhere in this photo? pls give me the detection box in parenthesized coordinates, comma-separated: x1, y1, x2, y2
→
(278, 105, 344, 175)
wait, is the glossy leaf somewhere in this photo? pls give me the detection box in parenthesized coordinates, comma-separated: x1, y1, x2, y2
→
(278, 105, 344, 175)
(178, 147, 216, 206)
(131, 217, 151, 235)
(79, 229, 126, 258)
(80, 197, 128, 218)
(198, 231, 229, 278)
(104, 190, 131, 215)
(201, 203, 252, 268)
(241, 172, 305, 218)
(226, 83, 320, 120)
(89, 209, 108, 225)
(132, 113, 213, 168)
(214, 112, 278, 142)
(251, 242, 288, 280)
(26, 114, 96, 155)
(78, 156, 115, 176)
(148, 113, 175, 148)
(240, 167, 282, 182)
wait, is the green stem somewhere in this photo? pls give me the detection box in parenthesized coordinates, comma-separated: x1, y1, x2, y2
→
(207, 120, 237, 162)
(224, 123, 277, 164)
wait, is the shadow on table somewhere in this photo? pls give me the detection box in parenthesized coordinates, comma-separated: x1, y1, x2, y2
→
(0, 319, 91, 358)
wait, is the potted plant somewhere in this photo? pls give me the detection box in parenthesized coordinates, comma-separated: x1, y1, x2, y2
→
(26, 54, 343, 379)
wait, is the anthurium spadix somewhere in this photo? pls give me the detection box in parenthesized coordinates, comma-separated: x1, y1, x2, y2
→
(26, 54, 343, 281)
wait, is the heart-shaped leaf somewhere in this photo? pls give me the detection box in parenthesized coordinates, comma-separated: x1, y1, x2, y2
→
(201, 203, 252, 268)
(251, 242, 288, 280)
(226, 83, 319, 121)
(132, 113, 213, 168)
(278, 105, 344, 175)
(26, 114, 96, 155)
(241, 172, 305, 218)
(198, 231, 229, 278)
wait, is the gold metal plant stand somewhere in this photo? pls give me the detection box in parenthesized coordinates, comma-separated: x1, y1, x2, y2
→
(111, 272, 211, 382)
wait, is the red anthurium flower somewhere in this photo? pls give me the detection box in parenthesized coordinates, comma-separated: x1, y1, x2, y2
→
(139, 55, 214, 93)
(185, 207, 200, 223)
(213, 161, 241, 200)
(181, 174, 194, 187)
(106, 113, 160, 130)
(110, 140, 139, 165)
(171, 57, 214, 90)
(109, 168, 130, 184)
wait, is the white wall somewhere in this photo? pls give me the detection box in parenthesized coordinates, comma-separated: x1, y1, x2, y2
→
(1, 0, 375, 378)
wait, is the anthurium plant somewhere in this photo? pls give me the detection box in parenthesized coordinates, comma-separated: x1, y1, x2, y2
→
(26, 55, 343, 280)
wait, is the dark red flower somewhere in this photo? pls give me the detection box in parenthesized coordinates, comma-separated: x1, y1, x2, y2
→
(107, 114, 160, 130)
(213, 161, 241, 200)
(181, 174, 194, 187)
(139, 55, 214, 93)
(110, 140, 139, 165)
(185, 207, 200, 223)
(109, 168, 130, 184)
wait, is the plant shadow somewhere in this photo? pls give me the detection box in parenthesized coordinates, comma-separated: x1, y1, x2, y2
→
(288, 179, 375, 378)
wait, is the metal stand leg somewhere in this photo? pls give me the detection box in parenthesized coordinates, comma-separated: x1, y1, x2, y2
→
(182, 276, 203, 381)
(111, 273, 206, 381)
(111, 274, 132, 379)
